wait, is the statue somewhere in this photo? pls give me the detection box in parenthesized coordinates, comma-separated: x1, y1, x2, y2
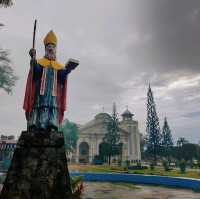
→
(0, 22, 76, 199)
(23, 30, 78, 131)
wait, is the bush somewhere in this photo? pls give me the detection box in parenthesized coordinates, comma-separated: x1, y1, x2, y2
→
(197, 160, 200, 169)
(179, 159, 186, 173)
(126, 160, 130, 167)
(70, 176, 84, 199)
(128, 165, 148, 170)
(92, 155, 103, 165)
(188, 160, 195, 169)
(150, 161, 155, 170)
(162, 160, 171, 171)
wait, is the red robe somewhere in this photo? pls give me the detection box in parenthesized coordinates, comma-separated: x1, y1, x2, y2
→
(23, 66, 68, 124)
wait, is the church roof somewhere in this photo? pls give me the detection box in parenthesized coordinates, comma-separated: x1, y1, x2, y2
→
(121, 109, 134, 117)
(78, 113, 111, 131)
(95, 113, 111, 120)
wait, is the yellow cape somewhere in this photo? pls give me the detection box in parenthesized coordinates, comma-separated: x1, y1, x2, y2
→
(37, 57, 64, 70)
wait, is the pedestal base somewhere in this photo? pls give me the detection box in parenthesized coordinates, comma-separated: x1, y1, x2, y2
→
(0, 130, 72, 199)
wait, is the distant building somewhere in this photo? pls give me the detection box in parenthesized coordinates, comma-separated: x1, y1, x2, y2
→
(75, 108, 141, 163)
(0, 135, 17, 169)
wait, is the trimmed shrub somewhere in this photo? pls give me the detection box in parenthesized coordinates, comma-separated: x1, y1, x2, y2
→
(179, 159, 186, 173)
(162, 160, 171, 171)
(150, 161, 155, 170)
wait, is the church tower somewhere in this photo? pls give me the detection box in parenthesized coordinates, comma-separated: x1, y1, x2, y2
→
(120, 108, 141, 162)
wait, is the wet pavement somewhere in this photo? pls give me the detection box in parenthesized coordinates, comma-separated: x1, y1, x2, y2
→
(83, 182, 200, 199)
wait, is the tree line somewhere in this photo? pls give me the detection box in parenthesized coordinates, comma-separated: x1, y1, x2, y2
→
(144, 84, 200, 166)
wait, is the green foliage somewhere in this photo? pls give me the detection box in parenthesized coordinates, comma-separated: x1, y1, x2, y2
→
(150, 161, 155, 170)
(136, 161, 142, 168)
(172, 143, 198, 161)
(188, 160, 195, 169)
(197, 160, 200, 169)
(161, 117, 173, 148)
(0, 48, 18, 94)
(177, 137, 189, 147)
(179, 159, 186, 174)
(70, 176, 84, 199)
(162, 160, 170, 171)
(70, 176, 82, 193)
(102, 103, 121, 164)
(161, 117, 173, 164)
(99, 142, 110, 162)
(59, 119, 78, 153)
(146, 85, 161, 163)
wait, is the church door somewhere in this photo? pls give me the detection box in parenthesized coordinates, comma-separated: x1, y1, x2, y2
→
(79, 142, 89, 163)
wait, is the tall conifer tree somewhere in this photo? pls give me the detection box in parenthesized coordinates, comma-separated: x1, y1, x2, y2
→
(146, 84, 161, 163)
(161, 117, 173, 162)
(103, 103, 120, 164)
(161, 117, 173, 147)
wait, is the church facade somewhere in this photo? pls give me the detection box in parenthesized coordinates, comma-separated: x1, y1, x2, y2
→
(75, 109, 141, 163)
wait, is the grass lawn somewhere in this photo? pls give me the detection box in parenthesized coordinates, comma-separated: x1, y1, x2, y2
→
(128, 168, 200, 179)
(69, 164, 200, 179)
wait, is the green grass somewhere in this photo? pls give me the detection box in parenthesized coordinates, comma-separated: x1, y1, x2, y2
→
(78, 165, 200, 179)
(128, 168, 200, 179)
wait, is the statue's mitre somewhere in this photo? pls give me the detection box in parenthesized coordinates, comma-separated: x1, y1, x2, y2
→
(43, 30, 57, 46)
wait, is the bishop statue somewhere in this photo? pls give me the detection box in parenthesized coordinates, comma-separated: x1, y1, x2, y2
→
(23, 30, 78, 131)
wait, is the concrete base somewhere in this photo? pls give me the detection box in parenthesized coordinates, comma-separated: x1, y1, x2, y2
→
(0, 130, 72, 199)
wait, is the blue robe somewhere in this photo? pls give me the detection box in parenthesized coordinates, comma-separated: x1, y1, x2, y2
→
(27, 62, 68, 129)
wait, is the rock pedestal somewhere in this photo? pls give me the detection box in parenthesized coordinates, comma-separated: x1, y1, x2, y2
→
(0, 130, 72, 199)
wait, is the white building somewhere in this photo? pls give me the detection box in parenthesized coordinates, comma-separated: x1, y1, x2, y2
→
(75, 109, 141, 163)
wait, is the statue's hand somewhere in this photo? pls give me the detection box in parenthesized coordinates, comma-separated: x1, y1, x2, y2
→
(29, 48, 36, 59)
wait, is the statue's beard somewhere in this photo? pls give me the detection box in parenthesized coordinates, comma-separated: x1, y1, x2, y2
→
(45, 50, 56, 60)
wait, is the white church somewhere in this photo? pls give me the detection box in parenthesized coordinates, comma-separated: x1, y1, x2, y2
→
(74, 108, 141, 163)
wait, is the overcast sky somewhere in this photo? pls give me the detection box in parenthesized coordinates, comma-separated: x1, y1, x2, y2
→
(1, 0, 200, 143)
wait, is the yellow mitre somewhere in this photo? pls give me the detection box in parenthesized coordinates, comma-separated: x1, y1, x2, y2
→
(43, 30, 57, 46)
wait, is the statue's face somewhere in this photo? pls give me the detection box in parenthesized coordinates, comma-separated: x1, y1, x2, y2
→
(45, 43, 56, 60)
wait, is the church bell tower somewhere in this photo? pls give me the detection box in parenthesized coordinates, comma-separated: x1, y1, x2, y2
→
(120, 108, 141, 162)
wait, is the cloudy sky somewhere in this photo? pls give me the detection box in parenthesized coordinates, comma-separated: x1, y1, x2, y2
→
(1, 0, 200, 143)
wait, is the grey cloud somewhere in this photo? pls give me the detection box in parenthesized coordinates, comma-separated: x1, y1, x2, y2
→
(182, 111, 200, 118)
(1, 0, 200, 143)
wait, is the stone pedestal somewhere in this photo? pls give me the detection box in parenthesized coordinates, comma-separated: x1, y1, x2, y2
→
(0, 130, 72, 199)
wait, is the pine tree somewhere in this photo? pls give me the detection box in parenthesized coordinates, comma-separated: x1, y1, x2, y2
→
(103, 103, 120, 165)
(146, 84, 161, 163)
(161, 117, 173, 163)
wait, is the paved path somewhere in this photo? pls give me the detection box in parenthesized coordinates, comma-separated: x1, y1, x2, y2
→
(83, 182, 200, 199)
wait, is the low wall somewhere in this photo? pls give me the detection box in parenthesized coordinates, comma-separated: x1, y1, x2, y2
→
(70, 172, 200, 190)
